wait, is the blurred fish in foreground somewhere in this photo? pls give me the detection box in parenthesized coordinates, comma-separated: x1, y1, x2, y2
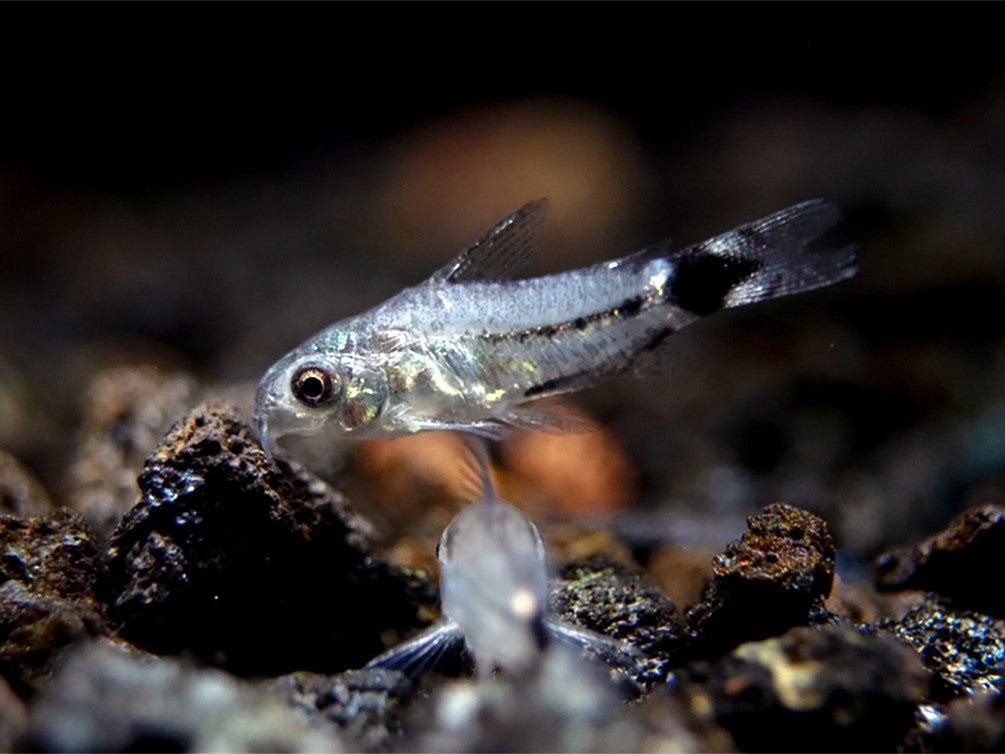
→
(364, 440, 638, 679)
(255, 199, 856, 456)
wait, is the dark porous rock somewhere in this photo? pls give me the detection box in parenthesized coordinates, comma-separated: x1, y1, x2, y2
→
(22, 638, 344, 753)
(106, 403, 431, 676)
(876, 593, 1005, 698)
(1, 509, 110, 603)
(270, 668, 415, 752)
(684, 503, 836, 659)
(0, 449, 53, 517)
(68, 365, 199, 536)
(0, 510, 110, 696)
(874, 503, 1005, 617)
(0, 584, 107, 699)
(677, 625, 930, 752)
(550, 555, 686, 688)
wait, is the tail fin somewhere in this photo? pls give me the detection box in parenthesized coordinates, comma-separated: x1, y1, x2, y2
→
(666, 200, 857, 316)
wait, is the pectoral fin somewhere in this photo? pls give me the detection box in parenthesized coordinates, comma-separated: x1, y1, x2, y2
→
(364, 620, 470, 679)
(503, 401, 597, 434)
(546, 617, 642, 668)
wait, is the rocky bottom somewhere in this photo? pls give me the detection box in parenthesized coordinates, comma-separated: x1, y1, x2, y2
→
(1, 401, 1003, 752)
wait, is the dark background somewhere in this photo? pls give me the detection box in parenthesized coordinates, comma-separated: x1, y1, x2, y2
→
(2, 4, 1003, 558)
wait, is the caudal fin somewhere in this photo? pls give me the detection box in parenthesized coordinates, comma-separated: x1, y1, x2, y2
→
(666, 200, 857, 316)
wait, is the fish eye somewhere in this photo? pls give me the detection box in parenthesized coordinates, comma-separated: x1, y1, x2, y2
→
(291, 364, 337, 408)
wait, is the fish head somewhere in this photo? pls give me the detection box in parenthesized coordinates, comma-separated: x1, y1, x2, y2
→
(254, 348, 390, 456)
(435, 498, 551, 672)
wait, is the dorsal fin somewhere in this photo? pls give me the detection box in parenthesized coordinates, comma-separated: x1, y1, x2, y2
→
(430, 199, 548, 284)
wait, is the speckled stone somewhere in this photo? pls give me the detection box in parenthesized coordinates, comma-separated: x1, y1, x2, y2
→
(874, 504, 1005, 617)
(550, 555, 685, 688)
(0, 509, 109, 696)
(684, 503, 836, 659)
(877, 593, 1005, 698)
(677, 625, 930, 752)
(106, 403, 433, 676)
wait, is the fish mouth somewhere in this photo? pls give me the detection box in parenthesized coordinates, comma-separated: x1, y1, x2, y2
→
(252, 384, 324, 460)
(251, 401, 279, 460)
(252, 407, 276, 459)
(253, 378, 285, 460)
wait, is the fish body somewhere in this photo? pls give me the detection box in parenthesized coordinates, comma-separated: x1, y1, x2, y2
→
(365, 441, 636, 678)
(255, 199, 856, 454)
(435, 462, 551, 674)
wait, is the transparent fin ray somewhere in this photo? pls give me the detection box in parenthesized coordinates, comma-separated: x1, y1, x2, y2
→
(453, 435, 495, 503)
(363, 620, 467, 679)
(503, 401, 598, 434)
(431, 199, 549, 284)
(672, 199, 857, 310)
(410, 418, 511, 441)
(546, 617, 642, 667)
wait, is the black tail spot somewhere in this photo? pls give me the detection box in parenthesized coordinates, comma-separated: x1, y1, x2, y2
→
(669, 253, 761, 315)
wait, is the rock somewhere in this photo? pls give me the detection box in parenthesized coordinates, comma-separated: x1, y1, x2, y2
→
(22, 638, 344, 753)
(106, 403, 432, 676)
(874, 503, 1005, 617)
(0, 583, 107, 699)
(684, 503, 836, 659)
(0, 449, 53, 516)
(677, 625, 930, 752)
(550, 556, 685, 688)
(876, 593, 1005, 698)
(67, 365, 199, 536)
(0, 510, 109, 696)
(269, 669, 415, 752)
(0, 509, 109, 603)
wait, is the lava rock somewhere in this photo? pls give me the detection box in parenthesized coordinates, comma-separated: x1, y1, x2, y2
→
(22, 638, 344, 753)
(684, 503, 836, 659)
(270, 668, 415, 752)
(0, 449, 53, 517)
(677, 625, 930, 752)
(106, 403, 433, 676)
(0, 583, 107, 699)
(550, 555, 685, 688)
(0, 510, 110, 696)
(874, 503, 1005, 617)
(876, 593, 1005, 698)
(67, 365, 199, 536)
(1, 509, 110, 603)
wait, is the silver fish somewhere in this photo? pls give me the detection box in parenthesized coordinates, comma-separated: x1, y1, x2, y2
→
(364, 440, 637, 678)
(254, 199, 855, 454)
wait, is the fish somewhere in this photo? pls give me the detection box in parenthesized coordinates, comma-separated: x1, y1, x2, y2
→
(254, 199, 856, 455)
(364, 439, 638, 678)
